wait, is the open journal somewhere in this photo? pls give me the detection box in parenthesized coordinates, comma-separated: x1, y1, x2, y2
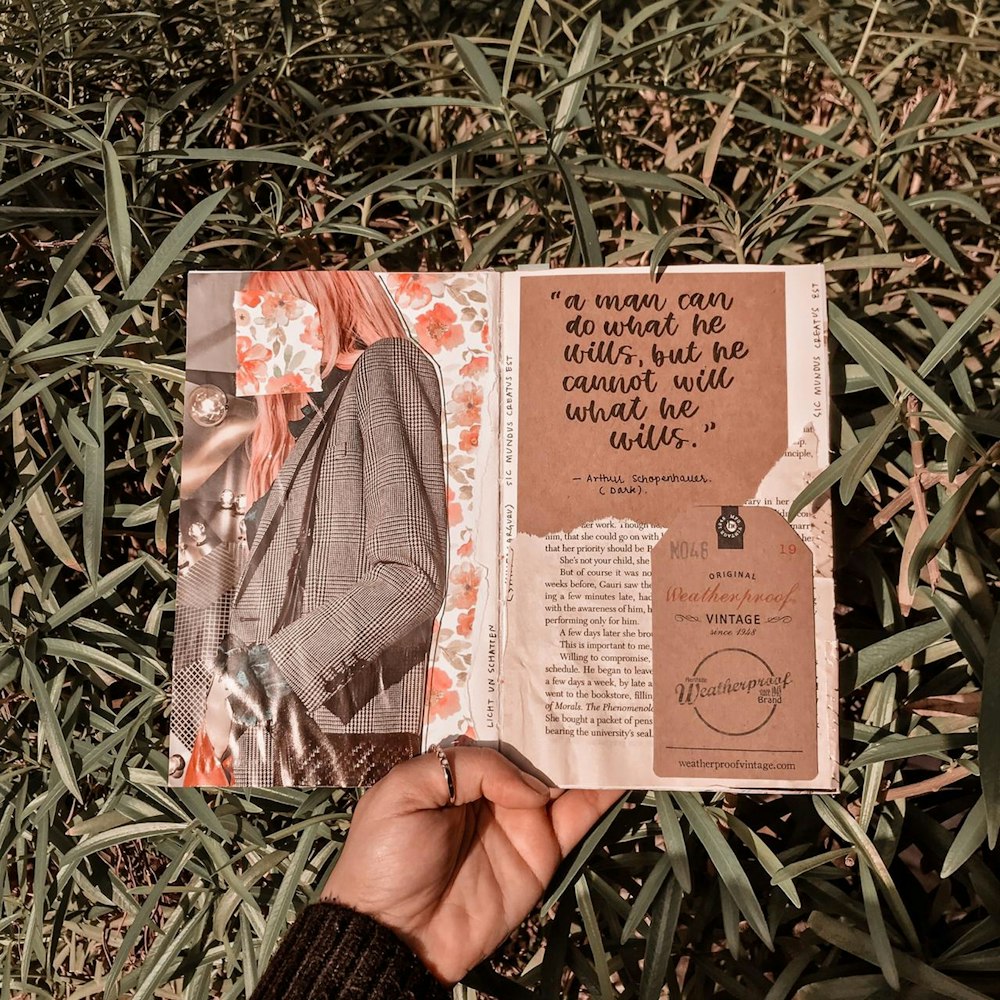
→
(170, 265, 836, 793)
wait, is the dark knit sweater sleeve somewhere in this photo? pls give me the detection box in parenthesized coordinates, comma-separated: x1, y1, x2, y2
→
(250, 902, 452, 1000)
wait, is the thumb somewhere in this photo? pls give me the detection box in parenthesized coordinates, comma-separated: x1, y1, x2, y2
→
(465, 748, 551, 809)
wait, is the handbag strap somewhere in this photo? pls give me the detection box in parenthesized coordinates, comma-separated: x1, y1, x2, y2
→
(232, 376, 350, 613)
(271, 409, 338, 633)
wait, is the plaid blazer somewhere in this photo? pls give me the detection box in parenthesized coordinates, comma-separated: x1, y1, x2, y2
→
(228, 336, 448, 780)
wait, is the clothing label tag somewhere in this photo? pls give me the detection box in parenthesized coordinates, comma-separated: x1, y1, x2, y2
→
(652, 506, 818, 782)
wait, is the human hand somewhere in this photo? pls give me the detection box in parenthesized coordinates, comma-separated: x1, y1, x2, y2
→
(320, 747, 622, 984)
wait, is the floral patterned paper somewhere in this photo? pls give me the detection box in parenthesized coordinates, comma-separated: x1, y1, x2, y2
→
(381, 273, 496, 746)
(233, 289, 323, 396)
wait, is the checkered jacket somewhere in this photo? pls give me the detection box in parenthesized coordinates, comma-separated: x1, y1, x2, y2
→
(229, 337, 447, 748)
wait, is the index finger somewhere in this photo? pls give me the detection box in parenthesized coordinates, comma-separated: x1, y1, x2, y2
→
(369, 746, 551, 814)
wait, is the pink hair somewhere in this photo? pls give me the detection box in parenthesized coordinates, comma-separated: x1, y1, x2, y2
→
(242, 271, 407, 503)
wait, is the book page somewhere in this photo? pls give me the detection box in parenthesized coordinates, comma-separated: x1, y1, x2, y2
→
(499, 265, 835, 791)
(170, 271, 500, 788)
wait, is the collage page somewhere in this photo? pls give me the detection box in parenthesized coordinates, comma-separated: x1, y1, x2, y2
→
(170, 271, 501, 787)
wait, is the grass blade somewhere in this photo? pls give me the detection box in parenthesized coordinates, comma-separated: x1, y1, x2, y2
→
(878, 183, 962, 274)
(100, 140, 132, 286)
(675, 792, 772, 947)
(552, 14, 603, 154)
(450, 34, 502, 107)
(21, 657, 82, 804)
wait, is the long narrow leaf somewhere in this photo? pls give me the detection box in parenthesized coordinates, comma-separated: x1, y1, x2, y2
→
(654, 792, 692, 892)
(552, 15, 603, 154)
(675, 792, 772, 947)
(83, 373, 105, 583)
(859, 859, 899, 989)
(813, 797, 920, 952)
(919, 269, 1000, 378)
(95, 188, 230, 354)
(809, 911, 992, 1000)
(101, 140, 132, 286)
(575, 874, 614, 1000)
(257, 824, 320, 968)
(450, 35, 502, 107)
(638, 877, 682, 1000)
(942, 797, 988, 878)
(21, 657, 83, 804)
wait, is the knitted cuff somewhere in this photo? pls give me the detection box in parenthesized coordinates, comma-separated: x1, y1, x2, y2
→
(250, 901, 452, 1000)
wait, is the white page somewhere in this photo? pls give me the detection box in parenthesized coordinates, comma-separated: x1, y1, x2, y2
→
(498, 265, 836, 791)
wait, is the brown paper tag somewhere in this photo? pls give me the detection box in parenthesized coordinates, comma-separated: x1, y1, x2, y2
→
(652, 506, 818, 782)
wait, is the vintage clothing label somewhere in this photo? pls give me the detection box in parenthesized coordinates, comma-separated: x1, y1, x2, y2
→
(652, 505, 818, 782)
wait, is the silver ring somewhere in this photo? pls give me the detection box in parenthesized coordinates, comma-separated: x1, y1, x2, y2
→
(429, 744, 456, 806)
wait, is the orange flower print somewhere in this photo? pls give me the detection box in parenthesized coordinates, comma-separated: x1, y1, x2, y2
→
(261, 291, 304, 328)
(457, 532, 474, 557)
(300, 313, 323, 349)
(459, 354, 489, 378)
(447, 486, 462, 526)
(481, 322, 490, 348)
(387, 273, 433, 310)
(457, 608, 475, 637)
(236, 335, 272, 394)
(239, 288, 264, 308)
(449, 561, 480, 610)
(459, 425, 480, 452)
(266, 372, 311, 395)
(451, 381, 483, 427)
(426, 667, 460, 721)
(415, 303, 464, 354)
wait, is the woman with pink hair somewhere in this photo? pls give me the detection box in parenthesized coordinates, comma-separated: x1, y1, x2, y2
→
(190, 270, 448, 787)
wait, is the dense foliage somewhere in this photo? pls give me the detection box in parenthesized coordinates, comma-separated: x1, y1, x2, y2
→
(1, 1, 999, 997)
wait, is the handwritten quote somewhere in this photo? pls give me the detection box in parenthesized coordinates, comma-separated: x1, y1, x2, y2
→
(516, 272, 787, 535)
(553, 288, 750, 451)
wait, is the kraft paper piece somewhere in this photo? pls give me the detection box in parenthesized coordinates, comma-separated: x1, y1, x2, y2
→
(651, 505, 818, 783)
(515, 271, 788, 536)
